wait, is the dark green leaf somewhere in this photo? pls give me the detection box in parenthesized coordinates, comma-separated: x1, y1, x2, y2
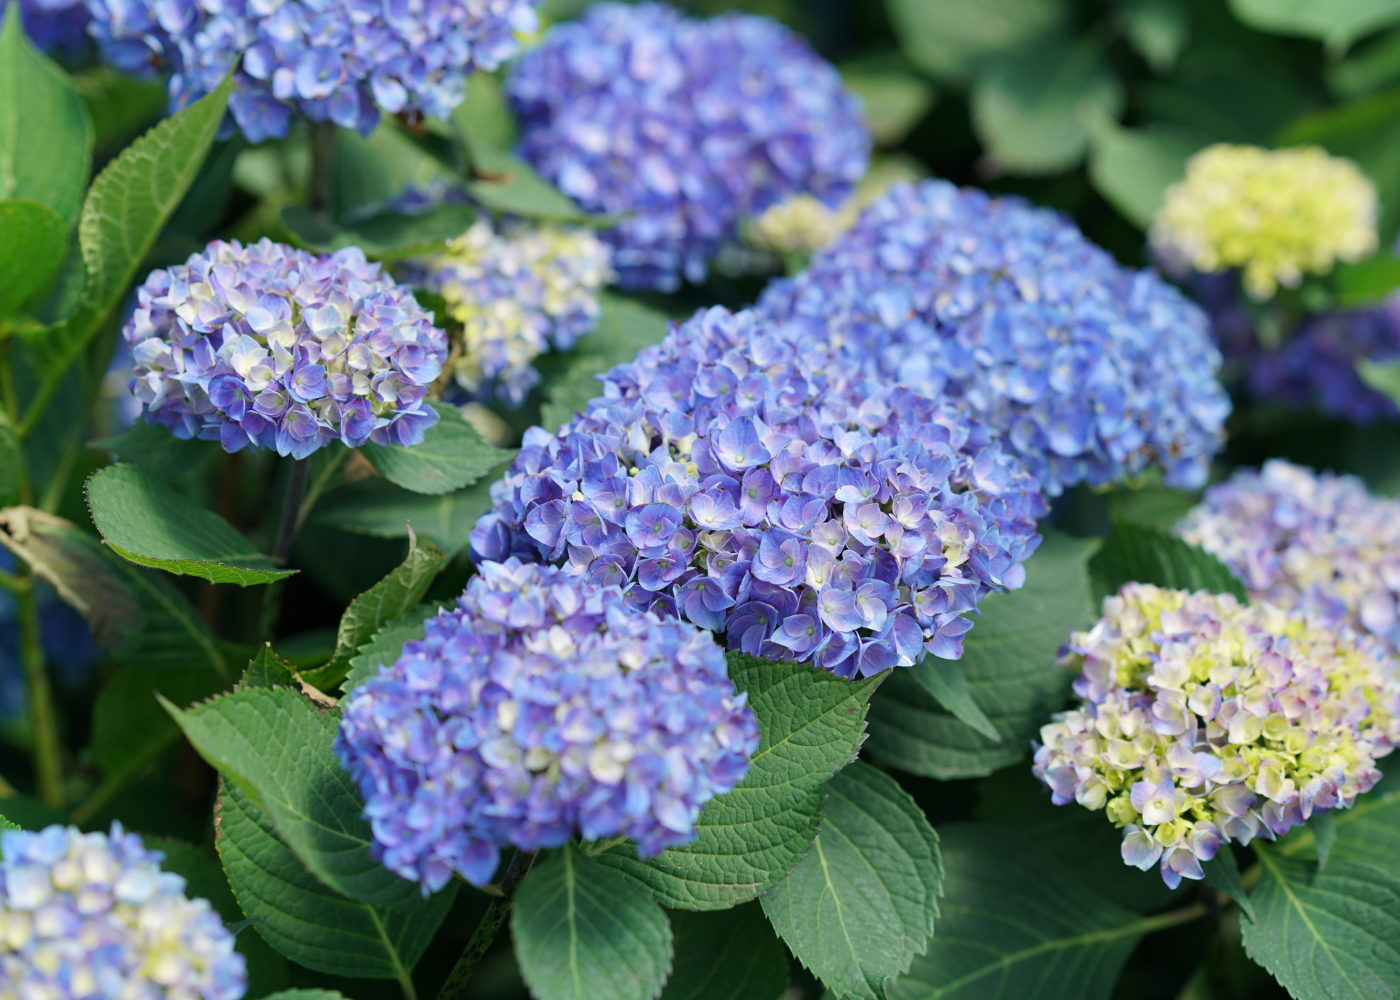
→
(88, 421, 219, 478)
(761, 762, 941, 1000)
(1202, 846, 1255, 922)
(1311, 811, 1339, 871)
(0, 199, 67, 319)
(259, 993, 349, 1000)
(91, 665, 225, 778)
(596, 655, 884, 910)
(1330, 27, 1400, 98)
(1089, 518, 1247, 604)
(1229, 0, 1400, 51)
(281, 203, 475, 260)
(239, 643, 297, 690)
(86, 464, 295, 586)
(866, 531, 1098, 779)
(908, 655, 1000, 743)
(658, 904, 789, 1000)
(466, 140, 594, 222)
(343, 602, 444, 694)
(883, 0, 1064, 80)
(512, 843, 674, 1000)
(361, 402, 514, 495)
(1279, 775, 1400, 871)
(0, 796, 67, 830)
(0, 409, 18, 506)
(217, 782, 457, 979)
(70, 67, 166, 160)
(1118, 0, 1190, 74)
(312, 467, 508, 556)
(1335, 253, 1400, 307)
(1087, 121, 1204, 229)
(163, 685, 425, 910)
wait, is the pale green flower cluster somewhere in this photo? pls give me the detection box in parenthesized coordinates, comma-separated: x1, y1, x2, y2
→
(1034, 583, 1400, 887)
(1150, 144, 1378, 299)
(746, 158, 924, 256)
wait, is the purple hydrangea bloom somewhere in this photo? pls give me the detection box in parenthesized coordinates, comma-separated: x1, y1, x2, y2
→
(334, 559, 759, 892)
(84, 0, 540, 142)
(470, 305, 1046, 676)
(756, 180, 1232, 496)
(505, 2, 871, 292)
(0, 822, 247, 999)
(3, 0, 88, 55)
(124, 238, 447, 458)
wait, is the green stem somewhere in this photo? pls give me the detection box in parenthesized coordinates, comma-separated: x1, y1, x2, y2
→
(436, 849, 538, 1000)
(0, 339, 31, 505)
(16, 573, 63, 808)
(257, 458, 309, 641)
(310, 120, 336, 216)
(1132, 900, 1209, 935)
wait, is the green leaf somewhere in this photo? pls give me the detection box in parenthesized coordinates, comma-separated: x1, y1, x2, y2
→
(0, 409, 18, 506)
(596, 655, 884, 910)
(512, 843, 674, 1000)
(91, 665, 226, 778)
(1086, 120, 1204, 229)
(0, 199, 67, 319)
(361, 402, 514, 495)
(217, 782, 458, 979)
(580, 293, 673, 366)
(0, 814, 17, 833)
(969, 33, 1124, 175)
(1118, 0, 1190, 74)
(343, 602, 444, 694)
(883, 0, 1064, 81)
(86, 464, 295, 586)
(259, 993, 349, 1000)
(1310, 810, 1339, 871)
(1229, 0, 1400, 51)
(761, 762, 941, 1000)
(452, 71, 516, 151)
(1280, 776, 1400, 871)
(0, 796, 66, 830)
(541, 356, 610, 433)
(1360, 357, 1400, 411)
(164, 685, 426, 910)
(465, 140, 594, 222)
(0, 5, 93, 225)
(1330, 27, 1400, 98)
(658, 904, 790, 1000)
(312, 467, 508, 556)
(1202, 845, 1256, 922)
(840, 64, 937, 147)
(887, 824, 1177, 1000)
(1089, 518, 1247, 604)
(1241, 847, 1400, 1000)
(281, 203, 475, 260)
(865, 531, 1098, 779)
(300, 532, 445, 690)
(88, 421, 219, 478)
(1334, 252, 1400, 306)
(908, 655, 1000, 743)
(239, 643, 297, 690)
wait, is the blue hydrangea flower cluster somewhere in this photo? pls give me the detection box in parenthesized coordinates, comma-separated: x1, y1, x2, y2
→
(0, 822, 247, 1000)
(505, 2, 871, 292)
(3, 0, 88, 55)
(124, 238, 448, 458)
(334, 559, 759, 892)
(470, 306, 1046, 675)
(85, 0, 540, 142)
(756, 180, 1232, 497)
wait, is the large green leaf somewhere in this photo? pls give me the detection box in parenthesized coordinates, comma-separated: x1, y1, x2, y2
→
(89, 421, 219, 478)
(1229, 0, 1400, 51)
(91, 665, 225, 778)
(300, 533, 445, 690)
(342, 602, 444, 695)
(361, 402, 514, 495)
(883, 0, 1064, 80)
(512, 843, 674, 1000)
(312, 468, 507, 557)
(281, 203, 475, 260)
(1242, 847, 1400, 1000)
(163, 685, 425, 910)
(0, 199, 67, 319)
(0, 4, 92, 225)
(761, 761, 941, 1000)
(217, 782, 457, 979)
(887, 824, 1188, 1000)
(465, 140, 593, 222)
(865, 531, 1098, 779)
(541, 356, 611, 434)
(1277, 775, 1400, 870)
(596, 655, 884, 910)
(1087, 120, 1204, 229)
(86, 464, 294, 586)
(658, 904, 789, 1000)
(1090, 518, 1247, 604)
(840, 63, 937, 147)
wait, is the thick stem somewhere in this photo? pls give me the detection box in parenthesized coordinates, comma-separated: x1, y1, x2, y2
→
(436, 850, 538, 1000)
(309, 120, 337, 216)
(0, 339, 31, 505)
(257, 458, 309, 642)
(16, 576, 63, 808)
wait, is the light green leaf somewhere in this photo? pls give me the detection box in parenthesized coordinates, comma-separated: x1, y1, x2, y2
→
(762, 762, 941, 1000)
(453, 71, 516, 151)
(865, 531, 1098, 779)
(1278, 775, 1400, 871)
(579, 293, 673, 366)
(86, 464, 295, 586)
(1335, 253, 1400, 307)
(887, 824, 1182, 1000)
(970, 33, 1124, 175)
(1202, 846, 1255, 922)
(0, 199, 67, 319)
(466, 140, 594, 222)
(1118, 0, 1191, 74)
(239, 643, 297, 690)
(658, 904, 789, 1000)
(1241, 847, 1400, 1000)
(512, 843, 674, 1000)
(0, 814, 17, 834)
(281, 203, 475, 260)
(312, 467, 508, 556)
(342, 602, 444, 695)
(883, 0, 1064, 81)
(1329, 27, 1400, 97)
(541, 357, 610, 433)
(1229, 0, 1400, 52)
(217, 782, 457, 979)
(840, 65, 937, 147)
(89, 421, 219, 478)
(1087, 120, 1204, 229)
(0, 409, 18, 506)
(334, 118, 456, 218)
(164, 685, 426, 910)
(300, 533, 445, 690)
(1089, 518, 1247, 604)
(1360, 357, 1400, 411)
(596, 655, 884, 910)
(0, 4, 92, 225)
(909, 655, 1000, 743)
(361, 402, 514, 496)
(91, 665, 225, 779)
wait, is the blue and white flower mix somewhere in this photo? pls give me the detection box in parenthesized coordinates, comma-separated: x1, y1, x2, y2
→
(505, 1, 871, 292)
(334, 559, 759, 893)
(756, 180, 1232, 496)
(124, 238, 448, 458)
(1035, 584, 1400, 888)
(4, 0, 88, 55)
(470, 305, 1047, 675)
(0, 822, 246, 1000)
(401, 217, 614, 407)
(1176, 459, 1400, 653)
(84, 0, 540, 142)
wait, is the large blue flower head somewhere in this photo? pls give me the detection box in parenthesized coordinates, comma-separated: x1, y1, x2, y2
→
(470, 306, 1046, 676)
(124, 238, 448, 458)
(84, 0, 540, 142)
(505, 1, 871, 292)
(334, 559, 759, 893)
(4, 0, 88, 55)
(0, 822, 247, 999)
(756, 180, 1232, 497)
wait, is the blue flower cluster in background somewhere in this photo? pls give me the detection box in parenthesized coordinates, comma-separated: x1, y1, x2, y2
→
(757, 180, 1232, 496)
(335, 559, 758, 892)
(85, 0, 540, 142)
(1, 0, 87, 55)
(506, 1, 870, 292)
(471, 306, 1045, 673)
(125, 238, 448, 458)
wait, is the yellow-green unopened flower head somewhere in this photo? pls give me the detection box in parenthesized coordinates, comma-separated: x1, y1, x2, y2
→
(747, 158, 925, 256)
(1150, 144, 1379, 299)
